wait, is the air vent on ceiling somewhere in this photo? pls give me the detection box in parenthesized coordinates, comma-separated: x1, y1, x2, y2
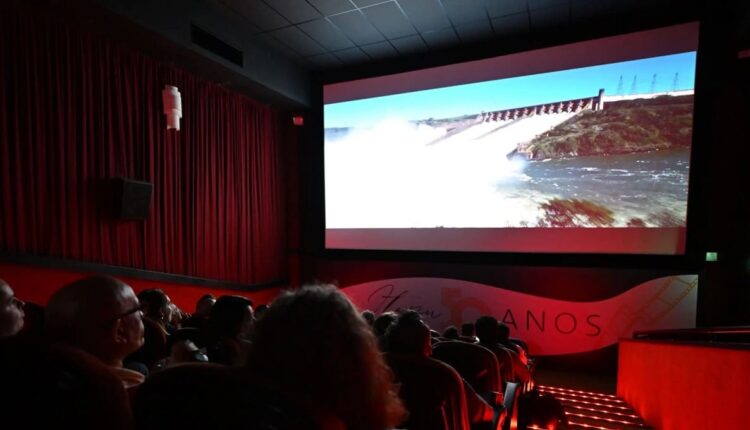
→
(190, 24, 243, 67)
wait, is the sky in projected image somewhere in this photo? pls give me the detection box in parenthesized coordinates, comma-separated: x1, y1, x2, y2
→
(325, 52, 696, 129)
(324, 52, 697, 230)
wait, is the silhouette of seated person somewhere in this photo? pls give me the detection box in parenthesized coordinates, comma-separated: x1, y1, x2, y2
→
(0, 336, 133, 430)
(203, 295, 254, 365)
(182, 293, 215, 330)
(460, 322, 479, 343)
(497, 322, 531, 383)
(45, 275, 146, 390)
(138, 289, 172, 335)
(385, 310, 494, 428)
(0, 279, 25, 338)
(443, 325, 460, 340)
(246, 284, 406, 430)
(373, 311, 397, 349)
(475, 316, 517, 386)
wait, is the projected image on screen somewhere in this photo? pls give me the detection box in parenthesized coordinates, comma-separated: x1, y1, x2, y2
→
(324, 24, 698, 254)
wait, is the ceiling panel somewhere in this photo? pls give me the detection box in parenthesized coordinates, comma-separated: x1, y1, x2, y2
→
(455, 20, 494, 43)
(362, 2, 416, 40)
(570, 0, 614, 22)
(269, 26, 326, 56)
(491, 12, 530, 36)
(298, 18, 355, 51)
(485, 0, 528, 18)
(329, 10, 386, 45)
(265, 0, 322, 23)
(442, 0, 488, 25)
(208, 0, 689, 71)
(420, 27, 460, 49)
(529, 5, 569, 30)
(528, 0, 569, 10)
(398, 0, 451, 32)
(352, 0, 389, 6)
(359, 41, 399, 59)
(333, 47, 371, 63)
(390, 34, 427, 55)
(307, 0, 358, 16)
(223, 0, 289, 31)
(306, 52, 343, 68)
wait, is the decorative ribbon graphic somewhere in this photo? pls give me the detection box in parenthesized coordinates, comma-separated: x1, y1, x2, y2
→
(342, 275, 697, 356)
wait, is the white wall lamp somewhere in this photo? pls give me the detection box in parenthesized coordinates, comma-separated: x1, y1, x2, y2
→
(162, 85, 182, 131)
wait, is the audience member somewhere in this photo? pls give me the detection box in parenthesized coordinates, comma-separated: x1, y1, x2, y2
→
(442, 325, 460, 340)
(0, 279, 25, 338)
(475, 316, 516, 384)
(45, 275, 146, 389)
(246, 284, 406, 430)
(361, 309, 376, 326)
(204, 295, 254, 365)
(373, 311, 398, 349)
(138, 289, 172, 333)
(460, 322, 479, 343)
(254, 303, 269, 320)
(182, 293, 215, 330)
(386, 310, 494, 426)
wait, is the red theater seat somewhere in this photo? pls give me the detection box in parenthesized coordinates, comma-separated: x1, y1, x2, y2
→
(433, 340, 503, 395)
(385, 352, 471, 430)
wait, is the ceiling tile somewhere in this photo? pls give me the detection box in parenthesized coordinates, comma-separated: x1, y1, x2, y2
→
(359, 41, 398, 59)
(268, 26, 326, 56)
(455, 20, 494, 43)
(333, 47, 370, 64)
(352, 0, 389, 6)
(298, 19, 355, 51)
(256, 33, 302, 59)
(389, 34, 427, 55)
(264, 0, 322, 23)
(442, 0, 488, 25)
(398, 0, 451, 32)
(491, 12, 529, 36)
(570, 0, 614, 22)
(362, 2, 416, 39)
(222, 0, 290, 31)
(329, 10, 386, 45)
(529, 5, 569, 30)
(420, 27, 460, 49)
(307, 0, 358, 16)
(528, 0, 569, 10)
(305, 52, 343, 69)
(485, 0, 528, 18)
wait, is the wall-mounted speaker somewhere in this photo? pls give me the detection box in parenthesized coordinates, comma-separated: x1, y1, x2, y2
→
(112, 178, 152, 220)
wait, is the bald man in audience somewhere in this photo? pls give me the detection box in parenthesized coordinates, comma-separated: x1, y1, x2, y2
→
(0, 279, 25, 338)
(45, 275, 146, 389)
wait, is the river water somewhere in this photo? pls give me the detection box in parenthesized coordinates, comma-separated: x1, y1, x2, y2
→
(500, 148, 690, 226)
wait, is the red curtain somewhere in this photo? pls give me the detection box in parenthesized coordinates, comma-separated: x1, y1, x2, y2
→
(0, 4, 288, 285)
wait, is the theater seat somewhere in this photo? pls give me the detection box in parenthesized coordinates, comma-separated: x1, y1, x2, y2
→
(385, 352, 471, 430)
(133, 363, 345, 430)
(433, 340, 502, 395)
(0, 337, 132, 430)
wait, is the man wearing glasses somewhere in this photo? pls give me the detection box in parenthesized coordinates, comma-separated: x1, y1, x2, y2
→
(45, 275, 146, 389)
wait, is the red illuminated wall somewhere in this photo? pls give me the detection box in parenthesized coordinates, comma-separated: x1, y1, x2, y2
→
(0, 263, 282, 311)
(618, 339, 750, 429)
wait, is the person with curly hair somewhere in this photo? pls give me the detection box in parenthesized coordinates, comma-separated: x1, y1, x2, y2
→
(246, 284, 406, 430)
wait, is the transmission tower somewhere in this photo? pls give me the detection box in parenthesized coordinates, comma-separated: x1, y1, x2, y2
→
(650, 73, 657, 93)
(616, 75, 624, 95)
(672, 72, 679, 92)
(630, 75, 638, 95)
